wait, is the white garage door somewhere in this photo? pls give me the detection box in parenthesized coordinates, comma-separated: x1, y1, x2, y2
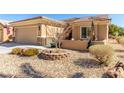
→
(15, 26, 38, 44)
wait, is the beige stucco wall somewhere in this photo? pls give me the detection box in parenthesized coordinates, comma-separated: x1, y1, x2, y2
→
(61, 40, 88, 50)
(13, 23, 64, 45)
(0, 24, 13, 42)
(97, 24, 108, 41)
(41, 24, 64, 37)
(11, 17, 65, 45)
(2, 27, 13, 42)
(72, 22, 91, 40)
(0, 29, 2, 42)
(72, 25, 80, 40)
(40, 24, 64, 45)
(0, 24, 3, 42)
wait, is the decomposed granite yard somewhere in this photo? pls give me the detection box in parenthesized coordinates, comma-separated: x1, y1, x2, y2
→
(0, 40, 123, 78)
(0, 50, 107, 78)
(0, 43, 121, 78)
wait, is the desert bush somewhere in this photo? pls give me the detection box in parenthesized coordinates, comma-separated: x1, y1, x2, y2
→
(8, 35, 13, 40)
(116, 36, 124, 44)
(22, 48, 39, 56)
(89, 45, 114, 66)
(11, 48, 23, 55)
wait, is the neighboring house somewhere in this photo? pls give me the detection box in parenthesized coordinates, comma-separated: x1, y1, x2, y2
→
(10, 15, 111, 50)
(60, 15, 111, 50)
(0, 20, 13, 42)
(10, 16, 65, 45)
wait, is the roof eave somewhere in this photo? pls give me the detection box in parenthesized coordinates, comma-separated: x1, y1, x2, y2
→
(10, 16, 66, 26)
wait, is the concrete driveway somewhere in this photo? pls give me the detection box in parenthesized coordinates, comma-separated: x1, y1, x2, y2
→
(0, 42, 47, 54)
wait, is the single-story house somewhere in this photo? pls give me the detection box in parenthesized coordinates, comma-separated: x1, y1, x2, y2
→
(60, 15, 111, 50)
(0, 20, 13, 42)
(10, 15, 111, 50)
(10, 16, 65, 45)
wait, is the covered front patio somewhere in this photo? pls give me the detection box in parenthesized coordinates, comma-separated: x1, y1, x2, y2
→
(61, 16, 111, 50)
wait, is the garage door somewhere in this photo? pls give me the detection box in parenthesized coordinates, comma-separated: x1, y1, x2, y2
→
(15, 26, 38, 44)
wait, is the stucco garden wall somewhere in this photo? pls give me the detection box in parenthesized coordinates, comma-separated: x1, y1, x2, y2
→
(61, 40, 88, 50)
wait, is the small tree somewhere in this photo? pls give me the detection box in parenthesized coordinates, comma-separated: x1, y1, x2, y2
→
(52, 32, 62, 48)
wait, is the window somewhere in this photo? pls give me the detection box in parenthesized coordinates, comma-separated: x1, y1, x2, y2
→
(80, 27, 90, 39)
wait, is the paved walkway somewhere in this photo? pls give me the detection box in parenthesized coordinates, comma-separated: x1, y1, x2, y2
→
(0, 43, 47, 54)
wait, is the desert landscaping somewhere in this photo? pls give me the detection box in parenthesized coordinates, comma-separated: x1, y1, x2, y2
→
(0, 38, 123, 78)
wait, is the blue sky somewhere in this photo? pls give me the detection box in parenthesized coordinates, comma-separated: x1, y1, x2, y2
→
(0, 14, 123, 27)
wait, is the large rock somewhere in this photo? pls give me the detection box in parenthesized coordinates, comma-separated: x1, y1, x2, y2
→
(105, 62, 124, 78)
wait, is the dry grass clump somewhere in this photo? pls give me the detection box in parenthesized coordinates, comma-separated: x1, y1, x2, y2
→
(11, 48, 39, 56)
(89, 45, 114, 66)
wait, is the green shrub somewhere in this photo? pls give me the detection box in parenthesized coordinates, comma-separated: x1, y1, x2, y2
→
(89, 45, 114, 66)
(22, 48, 39, 56)
(11, 48, 23, 55)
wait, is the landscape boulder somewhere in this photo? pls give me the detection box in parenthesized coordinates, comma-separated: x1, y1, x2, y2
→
(105, 62, 124, 78)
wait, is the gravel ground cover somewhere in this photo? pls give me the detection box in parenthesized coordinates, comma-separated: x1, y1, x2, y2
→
(0, 41, 123, 78)
(0, 49, 116, 78)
